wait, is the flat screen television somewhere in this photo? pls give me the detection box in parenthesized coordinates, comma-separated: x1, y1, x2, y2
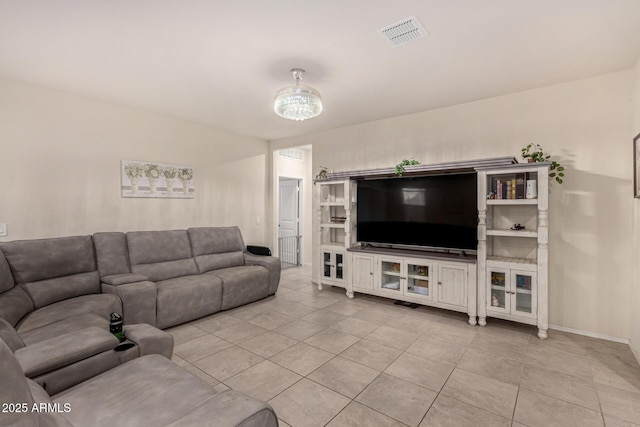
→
(356, 173, 478, 251)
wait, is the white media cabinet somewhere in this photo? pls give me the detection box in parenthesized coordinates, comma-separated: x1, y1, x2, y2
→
(313, 157, 549, 338)
(348, 246, 477, 325)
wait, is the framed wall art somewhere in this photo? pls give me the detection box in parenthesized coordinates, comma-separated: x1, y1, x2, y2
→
(121, 160, 194, 199)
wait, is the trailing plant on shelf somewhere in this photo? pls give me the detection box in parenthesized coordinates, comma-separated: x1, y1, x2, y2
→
(395, 159, 420, 177)
(315, 166, 330, 181)
(520, 144, 565, 184)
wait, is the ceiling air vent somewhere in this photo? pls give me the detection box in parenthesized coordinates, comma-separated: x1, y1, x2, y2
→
(378, 16, 428, 47)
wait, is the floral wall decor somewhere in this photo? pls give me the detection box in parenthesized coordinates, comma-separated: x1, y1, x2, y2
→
(121, 160, 195, 198)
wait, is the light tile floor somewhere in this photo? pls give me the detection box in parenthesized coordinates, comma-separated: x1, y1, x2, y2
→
(167, 265, 640, 427)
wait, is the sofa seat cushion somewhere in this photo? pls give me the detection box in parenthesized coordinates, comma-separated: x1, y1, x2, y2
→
(16, 294, 121, 336)
(19, 312, 110, 346)
(169, 390, 278, 427)
(16, 327, 119, 378)
(205, 266, 269, 310)
(52, 354, 217, 426)
(155, 275, 223, 329)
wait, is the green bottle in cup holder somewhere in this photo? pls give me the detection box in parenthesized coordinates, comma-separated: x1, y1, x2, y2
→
(110, 312, 124, 342)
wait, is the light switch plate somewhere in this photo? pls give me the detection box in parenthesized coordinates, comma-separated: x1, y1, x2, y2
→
(0, 223, 6, 237)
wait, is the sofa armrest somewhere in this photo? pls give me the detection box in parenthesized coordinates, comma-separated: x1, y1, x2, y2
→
(15, 327, 118, 378)
(0, 317, 25, 351)
(102, 273, 149, 286)
(168, 390, 278, 427)
(124, 323, 173, 359)
(102, 280, 157, 326)
(244, 253, 281, 294)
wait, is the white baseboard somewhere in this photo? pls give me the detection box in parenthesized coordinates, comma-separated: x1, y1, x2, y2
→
(549, 324, 629, 344)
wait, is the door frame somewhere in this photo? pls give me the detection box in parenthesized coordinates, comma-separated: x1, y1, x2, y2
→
(276, 174, 304, 265)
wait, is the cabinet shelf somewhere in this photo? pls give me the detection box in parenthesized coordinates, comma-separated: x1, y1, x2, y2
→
(487, 199, 538, 205)
(382, 270, 401, 277)
(321, 242, 344, 248)
(320, 223, 347, 228)
(320, 201, 346, 207)
(407, 274, 429, 280)
(487, 255, 537, 265)
(487, 229, 537, 238)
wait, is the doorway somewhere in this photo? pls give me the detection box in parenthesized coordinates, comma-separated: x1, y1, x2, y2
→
(278, 177, 302, 268)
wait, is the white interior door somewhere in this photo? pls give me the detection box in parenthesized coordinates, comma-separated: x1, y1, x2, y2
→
(279, 178, 300, 265)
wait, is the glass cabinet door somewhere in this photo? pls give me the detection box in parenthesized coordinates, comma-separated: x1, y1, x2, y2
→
(323, 252, 332, 279)
(488, 269, 508, 312)
(512, 270, 537, 319)
(405, 262, 432, 300)
(335, 253, 344, 280)
(379, 260, 402, 294)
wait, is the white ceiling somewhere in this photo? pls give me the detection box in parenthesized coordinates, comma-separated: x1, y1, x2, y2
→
(1, 1, 640, 141)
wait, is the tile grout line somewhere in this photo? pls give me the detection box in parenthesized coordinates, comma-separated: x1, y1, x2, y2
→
(169, 268, 640, 426)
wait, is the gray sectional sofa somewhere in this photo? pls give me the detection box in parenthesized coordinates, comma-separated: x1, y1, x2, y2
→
(0, 226, 280, 342)
(0, 226, 281, 426)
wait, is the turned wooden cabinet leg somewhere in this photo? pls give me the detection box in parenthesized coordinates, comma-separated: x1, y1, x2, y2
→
(317, 283, 323, 291)
(478, 316, 487, 327)
(537, 328, 548, 340)
(468, 316, 477, 326)
(346, 291, 354, 299)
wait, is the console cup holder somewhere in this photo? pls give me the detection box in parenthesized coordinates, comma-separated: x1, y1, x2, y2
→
(114, 342, 136, 352)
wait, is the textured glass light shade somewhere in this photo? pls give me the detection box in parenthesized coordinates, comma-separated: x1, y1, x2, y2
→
(274, 69, 323, 121)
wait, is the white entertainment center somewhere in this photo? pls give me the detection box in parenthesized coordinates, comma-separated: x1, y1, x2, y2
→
(314, 157, 550, 339)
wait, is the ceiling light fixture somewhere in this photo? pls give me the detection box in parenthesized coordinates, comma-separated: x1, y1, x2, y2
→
(274, 68, 323, 121)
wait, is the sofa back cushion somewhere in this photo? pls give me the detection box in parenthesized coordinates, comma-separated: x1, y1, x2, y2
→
(188, 226, 245, 255)
(0, 236, 100, 310)
(187, 227, 246, 273)
(26, 272, 101, 309)
(0, 236, 96, 284)
(194, 252, 245, 274)
(127, 230, 198, 282)
(93, 232, 131, 277)
(0, 250, 14, 294)
(0, 287, 34, 327)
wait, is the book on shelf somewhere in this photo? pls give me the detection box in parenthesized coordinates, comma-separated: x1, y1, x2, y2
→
(491, 174, 527, 200)
(516, 174, 525, 199)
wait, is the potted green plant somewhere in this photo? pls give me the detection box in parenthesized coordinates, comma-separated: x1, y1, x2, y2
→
(520, 144, 565, 184)
(395, 159, 420, 177)
(315, 166, 330, 180)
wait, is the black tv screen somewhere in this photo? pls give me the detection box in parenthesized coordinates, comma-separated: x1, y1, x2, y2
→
(356, 173, 478, 251)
